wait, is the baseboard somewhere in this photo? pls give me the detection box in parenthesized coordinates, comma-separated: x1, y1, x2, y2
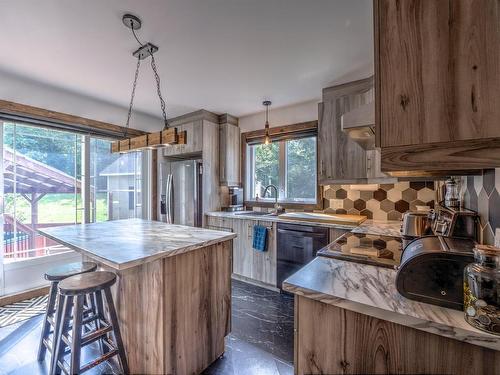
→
(231, 274, 280, 292)
(0, 285, 50, 307)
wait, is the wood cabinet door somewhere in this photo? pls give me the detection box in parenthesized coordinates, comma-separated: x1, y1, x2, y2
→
(376, 0, 500, 148)
(163, 121, 203, 156)
(252, 221, 276, 286)
(318, 78, 373, 183)
(219, 123, 240, 186)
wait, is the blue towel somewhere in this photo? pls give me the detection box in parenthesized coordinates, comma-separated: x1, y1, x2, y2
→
(252, 225, 268, 252)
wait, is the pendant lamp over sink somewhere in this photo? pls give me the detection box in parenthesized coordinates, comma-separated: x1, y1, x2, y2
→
(263, 100, 272, 145)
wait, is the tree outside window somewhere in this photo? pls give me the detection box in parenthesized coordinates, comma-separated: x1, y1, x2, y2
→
(248, 136, 317, 203)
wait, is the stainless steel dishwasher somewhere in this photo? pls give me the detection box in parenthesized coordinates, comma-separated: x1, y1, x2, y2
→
(277, 222, 329, 290)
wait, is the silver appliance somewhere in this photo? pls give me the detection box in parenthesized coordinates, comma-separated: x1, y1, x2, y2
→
(222, 187, 244, 212)
(160, 159, 202, 227)
(400, 211, 434, 249)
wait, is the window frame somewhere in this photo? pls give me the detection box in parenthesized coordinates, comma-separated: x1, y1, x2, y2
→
(241, 121, 323, 210)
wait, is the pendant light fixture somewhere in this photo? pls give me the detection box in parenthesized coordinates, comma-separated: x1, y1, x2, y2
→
(263, 100, 272, 145)
(111, 14, 186, 153)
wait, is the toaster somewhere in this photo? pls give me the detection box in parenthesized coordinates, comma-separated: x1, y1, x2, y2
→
(396, 236, 476, 310)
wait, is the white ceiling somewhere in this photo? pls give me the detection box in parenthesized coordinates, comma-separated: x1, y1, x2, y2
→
(0, 0, 373, 119)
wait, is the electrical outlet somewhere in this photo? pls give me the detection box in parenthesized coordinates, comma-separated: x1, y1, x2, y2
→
(495, 228, 500, 248)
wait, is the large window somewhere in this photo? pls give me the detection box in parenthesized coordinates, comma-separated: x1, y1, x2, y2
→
(1, 122, 146, 262)
(247, 136, 317, 203)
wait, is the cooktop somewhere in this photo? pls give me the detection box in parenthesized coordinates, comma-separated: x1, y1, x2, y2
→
(317, 232, 403, 269)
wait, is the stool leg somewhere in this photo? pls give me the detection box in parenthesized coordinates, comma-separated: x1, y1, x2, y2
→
(94, 290, 109, 354)
(69, 295, 84, 375)
(49, 292, 64, 374)
(104, 288, 129, 375)
(52, 295, 73, 375)
(37, 281, 58, 361)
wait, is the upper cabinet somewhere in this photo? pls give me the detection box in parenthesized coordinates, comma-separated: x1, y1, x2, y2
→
(375, 0, 500, 172)
(162, 120, 203, 157)
(318, 76, 392, 184)
(219, 115, 240, 186)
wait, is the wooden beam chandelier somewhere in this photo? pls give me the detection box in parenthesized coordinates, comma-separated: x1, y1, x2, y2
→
(112, 14, 186, 153)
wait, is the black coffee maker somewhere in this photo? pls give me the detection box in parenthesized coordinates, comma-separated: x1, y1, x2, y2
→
(433, 205, 479, 242)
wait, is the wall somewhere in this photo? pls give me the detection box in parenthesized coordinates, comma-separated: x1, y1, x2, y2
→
(323, 182, 438, 221)
(461, 169, 500, 245)
(0, 70, 162, 133)
(239, 99, 319, 133)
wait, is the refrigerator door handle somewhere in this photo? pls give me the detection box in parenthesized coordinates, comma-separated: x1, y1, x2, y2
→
(166, 174, 174, 224)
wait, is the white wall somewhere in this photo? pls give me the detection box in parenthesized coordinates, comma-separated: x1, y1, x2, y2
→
(0, 70, 163, 133)
(239, 99, 319, 133)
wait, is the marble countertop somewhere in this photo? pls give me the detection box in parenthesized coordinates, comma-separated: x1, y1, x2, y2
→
(283, 257, 500, 351)
(38, 219, 236, 270)
(206, 211, 358, 230)
(352, 219, 402, 237)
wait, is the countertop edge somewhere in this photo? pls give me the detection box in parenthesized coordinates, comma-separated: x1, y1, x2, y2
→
(205, 211, 358, 230)
(38, 227, 237, 270)
(282, 281, 500, 352)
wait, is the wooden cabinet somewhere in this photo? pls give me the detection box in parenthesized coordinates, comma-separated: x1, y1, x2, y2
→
(295, 295, 500, 375)
(219, 121, 240, 186)
(375, 0, 500, 171)
(206, 216, 276, 287)
(162, 120, 203, 157)
(318, 77, 392, 183)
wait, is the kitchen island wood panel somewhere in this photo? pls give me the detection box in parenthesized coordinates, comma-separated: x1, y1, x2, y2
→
(39, 219, 235, 374)
(87, 241, 232, 374)
(295, 295, 500, 375)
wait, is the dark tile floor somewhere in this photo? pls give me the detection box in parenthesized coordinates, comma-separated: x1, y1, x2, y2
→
(0, 279, 294, 375)
(230, 279, 294, 363)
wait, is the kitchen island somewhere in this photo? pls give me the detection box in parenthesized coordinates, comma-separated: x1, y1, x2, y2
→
(39, 218, 237, 375)
(284, 257, 500, 375)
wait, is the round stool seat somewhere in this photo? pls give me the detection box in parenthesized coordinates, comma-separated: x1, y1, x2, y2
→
(58, 271, 116, 296)
(44, 262, 97, 281)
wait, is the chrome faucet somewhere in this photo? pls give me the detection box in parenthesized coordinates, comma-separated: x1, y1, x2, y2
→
(263, 184, 284, 215)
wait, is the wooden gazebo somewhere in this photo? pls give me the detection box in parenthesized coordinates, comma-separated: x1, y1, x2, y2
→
(3, 147, 81, 254)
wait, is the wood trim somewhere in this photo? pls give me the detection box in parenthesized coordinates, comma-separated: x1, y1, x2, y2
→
(374, 0, 381, 148)
(0, 100, 146, 138)
(242, 120, 318, 142)
(168, 109, 220, 127)
(241, 121, 323, 210)
(381, 137, 500, 171)
(0, 285, 50, 307)
(218, 113, 239, 126)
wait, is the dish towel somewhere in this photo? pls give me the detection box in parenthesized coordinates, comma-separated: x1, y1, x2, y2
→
(252, 225, 268, 252)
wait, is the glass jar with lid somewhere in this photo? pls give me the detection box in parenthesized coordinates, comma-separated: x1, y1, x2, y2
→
(464, 245, 500, 334)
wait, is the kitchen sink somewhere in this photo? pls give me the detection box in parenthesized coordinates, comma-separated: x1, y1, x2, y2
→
(233, 211, 277, 217)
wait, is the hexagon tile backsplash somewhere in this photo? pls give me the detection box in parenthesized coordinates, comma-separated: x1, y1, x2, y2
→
(323, 182, 437, 221)
(461, 168, 500, 245)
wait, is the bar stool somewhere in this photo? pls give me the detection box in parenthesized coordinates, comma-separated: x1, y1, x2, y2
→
(37, 262, 98, 362)
(51, 271, 129, 375)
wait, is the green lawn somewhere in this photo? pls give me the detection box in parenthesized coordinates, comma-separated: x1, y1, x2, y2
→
(4, 193, 109, 223)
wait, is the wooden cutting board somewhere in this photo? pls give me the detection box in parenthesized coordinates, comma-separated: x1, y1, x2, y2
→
(278, 212, 366, 226)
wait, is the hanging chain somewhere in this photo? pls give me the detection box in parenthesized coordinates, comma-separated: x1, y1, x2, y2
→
(150, 52, 169, 128)
(125, 56, 141, 137)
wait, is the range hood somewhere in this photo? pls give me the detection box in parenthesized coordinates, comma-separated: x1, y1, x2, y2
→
(341, 102, 375, 150)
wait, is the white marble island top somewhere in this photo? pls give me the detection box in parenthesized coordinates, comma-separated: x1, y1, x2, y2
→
(283, 256, 500, 351)
(38, 219, 236, 270)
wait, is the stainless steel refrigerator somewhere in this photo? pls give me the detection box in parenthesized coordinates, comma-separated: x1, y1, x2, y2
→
(159, 159, 202, 227)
